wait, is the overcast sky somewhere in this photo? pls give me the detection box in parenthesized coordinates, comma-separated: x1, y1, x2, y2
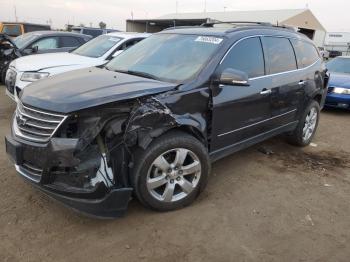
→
(0, 0, 349, 32)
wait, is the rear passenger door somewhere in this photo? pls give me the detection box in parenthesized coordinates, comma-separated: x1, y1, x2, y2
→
(290, 38, 323, 105)
(211, 37, 273, 152)
(261, 36, 302, 127)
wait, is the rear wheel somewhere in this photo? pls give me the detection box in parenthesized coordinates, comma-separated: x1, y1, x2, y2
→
(131, 131, 210, 211)
(287, 100, 320, 147)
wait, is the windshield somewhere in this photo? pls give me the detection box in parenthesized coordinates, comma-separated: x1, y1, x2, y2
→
(14, 33, 39, 49)
(106, 34, 223, 83)
(1, 24, 21, 37)
(72, 35, 121, 58)
(327, 58, 350, 74)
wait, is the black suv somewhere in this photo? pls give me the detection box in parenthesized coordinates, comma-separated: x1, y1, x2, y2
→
(5, 22, 328, 218)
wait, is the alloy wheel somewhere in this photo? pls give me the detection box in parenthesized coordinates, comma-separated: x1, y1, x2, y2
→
(146, 148, 201, 202)
(302, 107, 318, 142)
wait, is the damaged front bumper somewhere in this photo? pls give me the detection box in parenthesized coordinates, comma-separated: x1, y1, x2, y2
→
(5, 134, 133, 218)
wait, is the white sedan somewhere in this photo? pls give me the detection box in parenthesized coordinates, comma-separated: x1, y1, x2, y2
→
(5, 32, 150, 101)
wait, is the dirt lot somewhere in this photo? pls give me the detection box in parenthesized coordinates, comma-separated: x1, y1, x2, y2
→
(0, 85, 349, 262)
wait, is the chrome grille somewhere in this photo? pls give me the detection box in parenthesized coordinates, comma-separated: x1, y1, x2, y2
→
(13, 102, 67, 143)
(16, 163, 43, 183)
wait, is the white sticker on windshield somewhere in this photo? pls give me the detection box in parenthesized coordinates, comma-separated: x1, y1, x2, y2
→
(195, 36, 223, 44)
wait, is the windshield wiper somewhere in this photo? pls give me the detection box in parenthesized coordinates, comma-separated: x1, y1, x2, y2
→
(110, 69, 159, 80)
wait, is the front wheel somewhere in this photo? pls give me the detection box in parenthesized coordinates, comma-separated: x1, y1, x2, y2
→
(287, 100, 320, 147)
(131, 131, 210, 211)
(0, 67, 6, 84)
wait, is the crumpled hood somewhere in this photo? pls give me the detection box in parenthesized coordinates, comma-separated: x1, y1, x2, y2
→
(0, 33, 18, 49)
(21, 67, 177, 113)
(329, 72, 350, 89)
(11, 52, 97, 72)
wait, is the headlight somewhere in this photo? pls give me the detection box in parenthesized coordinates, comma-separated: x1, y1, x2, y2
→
(20, 72, 49, 82)
(333, 87, 350, 95)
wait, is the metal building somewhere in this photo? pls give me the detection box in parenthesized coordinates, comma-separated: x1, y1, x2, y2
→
(126, 8, 326, 47)
(324, 32, 350, 56)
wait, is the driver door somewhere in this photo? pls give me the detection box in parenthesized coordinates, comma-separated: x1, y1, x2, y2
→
(30, 37, 60, 54)
(210, 36, 273, 153)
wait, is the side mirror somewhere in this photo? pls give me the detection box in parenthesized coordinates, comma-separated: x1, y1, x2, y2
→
(22, 48, 33, 55)
(219, 68, 250, 86)
(112, 50, 123, 58)
(23, 46, 39, 55)
(32, 46, 39, 53)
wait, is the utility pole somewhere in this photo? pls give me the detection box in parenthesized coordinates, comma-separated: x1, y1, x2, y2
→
(176, 0, 178, 14)
(14, 5, 18, 22)
(204, 0, 207, 13)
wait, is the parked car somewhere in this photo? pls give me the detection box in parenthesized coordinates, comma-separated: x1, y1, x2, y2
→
(5, 32, 150, 100)
(0, 22, 50, 37)
(329, 50, 343, 58)
(318, 47, 330, 60)
(325, 56, 350, 109)
(1, 31, 91, 83)
(5, 22, 328, 218)
(71, 26, 119, 38)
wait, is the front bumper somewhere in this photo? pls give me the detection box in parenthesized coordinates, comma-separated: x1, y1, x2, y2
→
(325, 92, 350, 109)
(5, 134, 132, 218)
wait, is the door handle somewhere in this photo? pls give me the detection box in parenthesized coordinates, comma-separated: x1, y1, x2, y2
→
(299, 80, 306, 86)
(260, 89, 272, 95)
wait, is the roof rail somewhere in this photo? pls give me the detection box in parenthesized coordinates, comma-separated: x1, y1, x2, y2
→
(274, 24, 297, 31)
(200, 21, 273, 27)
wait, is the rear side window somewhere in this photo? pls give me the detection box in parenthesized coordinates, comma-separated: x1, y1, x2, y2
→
(220, 37, 265, 78)
(263, 37, 297, 74)
(60, 36, 81, 47)
(291, 39, 320, 68)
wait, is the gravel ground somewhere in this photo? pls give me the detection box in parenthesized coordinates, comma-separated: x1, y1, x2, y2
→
(0, 85, 349, 262)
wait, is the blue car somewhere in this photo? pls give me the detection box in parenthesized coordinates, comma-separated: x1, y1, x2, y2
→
(326, 57, 350, 109)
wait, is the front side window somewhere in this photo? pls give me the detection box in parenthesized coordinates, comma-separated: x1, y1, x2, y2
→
(291, 39, 320, 68)
(263, 37, 297, 74)
(106, 34, 223, 83)
(2, 25, 21, 37)
(31, 37, 59, 50)
(220, 37, 265, 78)
(72, 35, 121, 58)
(119, 39, 142, 51)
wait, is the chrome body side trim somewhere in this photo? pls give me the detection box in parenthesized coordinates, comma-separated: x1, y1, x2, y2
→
(217, 109, 297, 137)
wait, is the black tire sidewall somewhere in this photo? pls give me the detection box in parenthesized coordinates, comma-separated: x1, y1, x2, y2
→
(0, 67, 6, 83)
(132, 132, 210, 211)
(293, 101, 320, 146)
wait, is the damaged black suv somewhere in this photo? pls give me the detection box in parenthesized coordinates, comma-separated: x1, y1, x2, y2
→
(5, 22, 328, 218)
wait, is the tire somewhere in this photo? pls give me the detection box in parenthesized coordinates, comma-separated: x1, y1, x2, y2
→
(131, 130, 210, 211)
(0, 67, 6, 84)
(287, 100, 320, 147)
